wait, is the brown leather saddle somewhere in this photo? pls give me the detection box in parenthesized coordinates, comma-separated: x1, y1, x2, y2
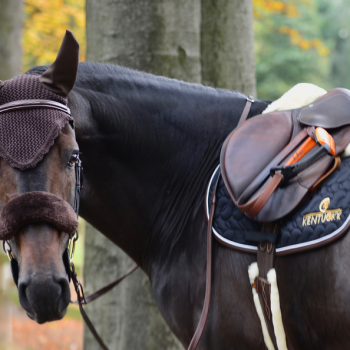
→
(211, 88, 350, 350)
(220, 88, 350, 222)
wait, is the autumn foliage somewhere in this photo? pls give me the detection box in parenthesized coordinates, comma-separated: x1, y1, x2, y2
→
(23, 0, 86, 72)
(253, 0, 329, 55)
(22, 0, 329, 73)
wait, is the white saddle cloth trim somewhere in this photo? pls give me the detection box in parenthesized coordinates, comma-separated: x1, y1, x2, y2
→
(248, 263, 275, 350)
(248, 263, 288, 350)
(267, 269, 288, 350)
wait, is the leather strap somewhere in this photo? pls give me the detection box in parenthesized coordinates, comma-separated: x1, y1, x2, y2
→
(247, 171, 284, 218)
(237, 128, 308, 210)
(72, 263, 139, 305)
(0, 99, 71, 115)
(311, 155, 341, 190)
(71, 263, 139, 350)
(244, 154, 339, 219)
(77, 298, 109, 350)
(237, 95, 254, 128)
(188, 175, 219, 350)
(256, 223, 279, 350)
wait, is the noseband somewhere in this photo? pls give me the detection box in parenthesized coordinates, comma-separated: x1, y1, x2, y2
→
(2, 153, 83, 284)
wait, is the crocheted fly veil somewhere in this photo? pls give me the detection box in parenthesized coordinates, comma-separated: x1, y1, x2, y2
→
(0, 75, 73, 170)
(0, 30, 79, 170)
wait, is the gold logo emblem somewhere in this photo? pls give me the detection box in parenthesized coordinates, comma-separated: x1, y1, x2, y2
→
(302, 197, 342, 226)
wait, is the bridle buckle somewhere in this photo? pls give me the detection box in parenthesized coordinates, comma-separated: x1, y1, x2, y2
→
(3, 240, 13, 261)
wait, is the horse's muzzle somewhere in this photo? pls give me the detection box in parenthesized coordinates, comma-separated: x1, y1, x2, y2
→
(0, 191, 78, 240)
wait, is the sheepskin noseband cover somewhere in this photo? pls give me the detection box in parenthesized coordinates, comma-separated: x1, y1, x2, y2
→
(0, 74, 74, 170)
(0, 192, 78, 240)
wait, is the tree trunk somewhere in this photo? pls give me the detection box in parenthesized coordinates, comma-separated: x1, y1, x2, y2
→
(0, 1, 21, 348)
(86, 0, 201, 83)
(84, 1, 201, 349)
(201, 0, 256, 96)
(0, 0, 22, 80)
(83, 223, 183, 350)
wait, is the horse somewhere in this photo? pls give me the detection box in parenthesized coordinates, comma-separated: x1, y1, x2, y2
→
(2, 32, 349, 350)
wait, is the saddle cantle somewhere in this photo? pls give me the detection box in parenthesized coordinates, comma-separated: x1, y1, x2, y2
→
(220, 88, 350, 222)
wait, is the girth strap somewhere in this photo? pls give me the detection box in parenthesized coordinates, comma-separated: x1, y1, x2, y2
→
(256, 223, 279, 350)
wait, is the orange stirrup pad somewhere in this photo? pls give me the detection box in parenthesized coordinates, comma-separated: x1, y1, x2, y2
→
(285, 137, 317, 166)
(315, 127, 336, 156)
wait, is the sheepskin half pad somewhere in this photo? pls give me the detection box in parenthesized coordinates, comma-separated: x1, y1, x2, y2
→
(0, 191, 78, 240)
(0, 74, 73, 170)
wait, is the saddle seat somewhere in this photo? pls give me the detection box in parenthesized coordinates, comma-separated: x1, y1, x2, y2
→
(221, 88, 350, 222)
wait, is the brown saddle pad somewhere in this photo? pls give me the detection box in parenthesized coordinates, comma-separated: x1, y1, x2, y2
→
(221, 88, 350, 222)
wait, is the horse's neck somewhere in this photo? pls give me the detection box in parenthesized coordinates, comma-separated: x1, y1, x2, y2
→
(71, 67, 268, 272)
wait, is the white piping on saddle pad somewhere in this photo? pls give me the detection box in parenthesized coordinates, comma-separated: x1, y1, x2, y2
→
(248, 263, 275, 350)
(262, 83, 350, 158)
(267, 269, 288, 350)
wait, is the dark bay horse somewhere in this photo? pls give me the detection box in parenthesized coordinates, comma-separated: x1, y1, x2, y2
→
(3, 41, 350, 349)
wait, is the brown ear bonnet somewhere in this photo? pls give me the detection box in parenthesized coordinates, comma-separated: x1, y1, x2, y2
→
(0, 75, 73, 170)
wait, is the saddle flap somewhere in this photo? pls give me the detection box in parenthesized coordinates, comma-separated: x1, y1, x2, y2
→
(299, 88, 350, 129)
(221, 111, 293, 202)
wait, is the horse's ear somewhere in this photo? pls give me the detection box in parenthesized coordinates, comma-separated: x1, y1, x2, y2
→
(39, 30, 79, 98)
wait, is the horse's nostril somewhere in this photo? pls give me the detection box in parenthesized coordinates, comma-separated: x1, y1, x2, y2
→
(18, 277, 34, 316)
(55, 276, 71, 312)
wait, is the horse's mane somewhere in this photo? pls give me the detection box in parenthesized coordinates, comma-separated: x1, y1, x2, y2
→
(26, 62, 246, 99)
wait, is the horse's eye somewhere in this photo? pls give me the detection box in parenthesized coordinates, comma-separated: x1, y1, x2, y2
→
(68, 153, 78, 167)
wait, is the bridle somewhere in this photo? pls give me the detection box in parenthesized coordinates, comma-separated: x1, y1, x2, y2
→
(1, 97, 79, 287)
(2, 135, 83, 287)
(0, 98, 138, 350)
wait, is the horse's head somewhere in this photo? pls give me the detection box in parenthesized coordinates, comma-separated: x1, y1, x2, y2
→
(0, 31, 81, 323)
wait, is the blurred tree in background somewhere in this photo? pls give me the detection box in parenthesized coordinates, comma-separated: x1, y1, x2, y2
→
(201, 0, 256, 95)
(253, 0, 350, 99)
(0, 0, 22, 80)
(254, 0, 331, 99)
(21, 0, 350, 101)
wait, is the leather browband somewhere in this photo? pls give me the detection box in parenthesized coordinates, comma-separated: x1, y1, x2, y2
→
(0, 99, 71, 115)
